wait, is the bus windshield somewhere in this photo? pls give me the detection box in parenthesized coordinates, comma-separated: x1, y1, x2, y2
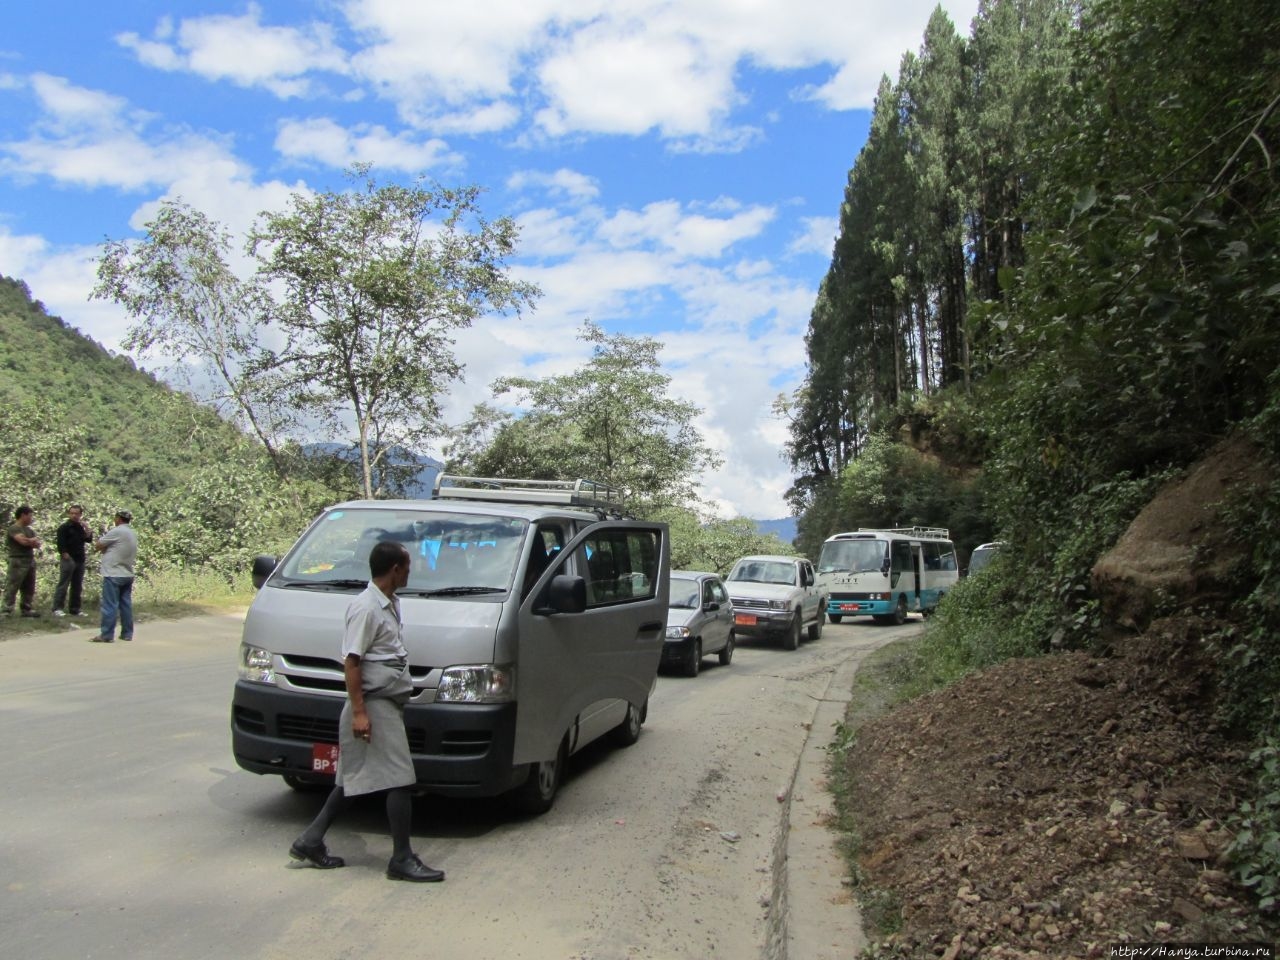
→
(276, 508, 528, 594)
(818, 539, 887, 574)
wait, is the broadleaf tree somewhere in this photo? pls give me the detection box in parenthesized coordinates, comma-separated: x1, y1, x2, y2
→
(445, 321, 722, 515)
(93, 200, 291, 472)
(249, 166, 540, 498)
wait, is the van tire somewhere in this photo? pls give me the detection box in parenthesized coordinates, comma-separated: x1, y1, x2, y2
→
(891, 596, 908, 626)
(783, 614, 801, 650)
(683, 639, 702, 678)
(828, 614, 843, 624)
(808, 616, 823, 641)
(509, 736, 568, 816)
(718, 632, 735, 666)
(610, 700, 645, 747)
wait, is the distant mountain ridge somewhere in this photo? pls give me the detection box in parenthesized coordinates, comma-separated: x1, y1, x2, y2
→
(752, 516, 797, 545)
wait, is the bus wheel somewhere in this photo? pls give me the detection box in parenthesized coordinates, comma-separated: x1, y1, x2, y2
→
(828, 614, 843, 624)
(891, 596, 908, 626)
(783, 614, 801, 650)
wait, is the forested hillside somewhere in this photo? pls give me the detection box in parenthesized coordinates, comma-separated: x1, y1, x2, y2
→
(0, 276, 341, 579)
(793, 0, 1279, 932)
(0, 275, 242, 504)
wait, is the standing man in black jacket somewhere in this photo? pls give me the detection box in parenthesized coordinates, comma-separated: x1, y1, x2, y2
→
(52, 504, 93, 618)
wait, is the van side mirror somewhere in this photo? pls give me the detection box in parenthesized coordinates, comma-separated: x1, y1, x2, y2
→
(880, 558, 891, 576)
(546, 574, 587, 614)
(251, 555, 277, 590)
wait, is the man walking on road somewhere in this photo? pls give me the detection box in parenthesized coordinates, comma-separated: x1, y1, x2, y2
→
(52, 504, 93, 618)
(3, 505, 42, 618)
(288, 541, 444, 883)
(92, 510, 137, 643)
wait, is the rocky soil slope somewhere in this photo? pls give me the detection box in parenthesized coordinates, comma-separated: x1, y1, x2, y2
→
(842, 438, 1278, 957)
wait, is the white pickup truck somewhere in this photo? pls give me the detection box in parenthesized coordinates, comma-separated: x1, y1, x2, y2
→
(725, 554, 828, 651)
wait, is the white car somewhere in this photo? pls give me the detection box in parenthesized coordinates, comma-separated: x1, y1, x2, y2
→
(725, 555, 827, 651)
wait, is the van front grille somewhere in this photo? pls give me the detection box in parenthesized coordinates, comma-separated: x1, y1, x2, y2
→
(278, 714, 339, 744)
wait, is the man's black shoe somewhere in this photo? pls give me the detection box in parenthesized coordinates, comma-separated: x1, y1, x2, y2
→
(386, 853, 444, 883)
(20, 610, 40, 618)
(289, 839, 344, 869)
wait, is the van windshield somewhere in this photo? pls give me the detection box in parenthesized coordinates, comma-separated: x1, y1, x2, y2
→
(818, 539, 887, 574)
(276, 508, 528, 595)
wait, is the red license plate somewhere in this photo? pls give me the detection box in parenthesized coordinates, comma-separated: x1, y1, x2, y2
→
(840, 603, 861, 611)
(734, 612, 758, 626)
(311, 743, 339, 775)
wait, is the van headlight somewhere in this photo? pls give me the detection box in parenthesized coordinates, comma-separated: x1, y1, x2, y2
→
(436, 664, 514, 703)
(238, 643, 276, 684)
(666, 626, 690, 640)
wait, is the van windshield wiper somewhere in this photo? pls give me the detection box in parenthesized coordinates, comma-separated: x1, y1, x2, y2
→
(399, 586, 505, 597)
(282, 578, 368, 590)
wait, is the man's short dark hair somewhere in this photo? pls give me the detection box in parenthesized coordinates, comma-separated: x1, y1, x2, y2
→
(69, 504, 84, 513)
(368, 541, 409, 578)
(15, 505, 32, 520)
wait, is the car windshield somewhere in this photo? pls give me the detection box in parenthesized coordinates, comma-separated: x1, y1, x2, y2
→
(728, 560, 797, 586)
(818, 539, 887, 574)
(668, 577, 700, 608)
(276, 508, 528, 594)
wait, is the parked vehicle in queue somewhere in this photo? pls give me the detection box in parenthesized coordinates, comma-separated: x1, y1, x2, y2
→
(817, 527, 958, 625)
(231, 476, 669, 815)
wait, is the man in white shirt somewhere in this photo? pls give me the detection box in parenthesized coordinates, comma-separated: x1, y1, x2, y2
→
(92, 509, 138, 644)
(288, 540, 445, 883)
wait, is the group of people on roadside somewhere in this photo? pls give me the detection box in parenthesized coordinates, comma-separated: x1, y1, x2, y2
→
(3, 504, 139, 643)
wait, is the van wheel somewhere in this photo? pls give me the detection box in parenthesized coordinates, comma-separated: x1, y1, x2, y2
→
(718, 632, 735, 666)
(509, 736, 568, 815)
(808, 615, 823, 641)
(891, 596, 908, 626)
(610, 700, 645, 747)
(783, 614, 801, 650)
(683, 638, 702, 678)
(828, 614, 843, 624)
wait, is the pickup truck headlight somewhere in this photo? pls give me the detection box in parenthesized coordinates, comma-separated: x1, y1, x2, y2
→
(769, 600, 790, 611)
(238, 643, 276, 684)
(666, 626, 690, 640)
(436, 664, 514, 703)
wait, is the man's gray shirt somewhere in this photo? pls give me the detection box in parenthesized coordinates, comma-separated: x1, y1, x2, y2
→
(98, 525, 138, 578)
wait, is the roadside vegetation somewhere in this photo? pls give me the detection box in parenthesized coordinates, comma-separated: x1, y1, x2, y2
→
(789, 0, 1279, 937)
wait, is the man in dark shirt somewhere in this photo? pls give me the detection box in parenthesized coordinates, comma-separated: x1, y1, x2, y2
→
(3, 505, 42, 618)
(53, 504, 93, 618)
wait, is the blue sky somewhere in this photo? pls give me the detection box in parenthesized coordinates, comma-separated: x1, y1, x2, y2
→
(0, 1, 978, 519)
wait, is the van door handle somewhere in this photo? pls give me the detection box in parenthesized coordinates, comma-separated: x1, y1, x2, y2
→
(638, 620, 663, 634)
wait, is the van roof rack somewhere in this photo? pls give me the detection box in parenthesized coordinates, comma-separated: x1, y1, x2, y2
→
(855, 526, 951, 539)
(432, 474, 625, 512)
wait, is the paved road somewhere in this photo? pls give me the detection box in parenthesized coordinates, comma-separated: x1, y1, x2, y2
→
(0, 612, 913, 960)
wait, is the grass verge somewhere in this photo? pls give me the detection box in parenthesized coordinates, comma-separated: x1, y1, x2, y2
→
(0, 565, 252, 641)
(826, 637, 922, 944)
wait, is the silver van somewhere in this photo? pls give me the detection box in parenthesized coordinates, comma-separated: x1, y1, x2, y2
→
(231, 477, 669, 814)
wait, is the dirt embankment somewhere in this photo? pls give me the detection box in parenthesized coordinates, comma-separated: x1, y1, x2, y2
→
(845, 437, 1279, 957)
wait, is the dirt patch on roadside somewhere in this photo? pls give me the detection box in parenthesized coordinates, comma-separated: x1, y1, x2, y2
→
(842, 437, 1279, 957)
(845, 628, 1276, 957)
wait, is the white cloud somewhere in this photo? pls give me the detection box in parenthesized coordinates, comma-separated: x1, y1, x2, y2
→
(0, 74, 246, 192)
(506, 168, 601, 203)
(116, 4, 348, 99)
(788, 215, 838, 258)
(275, 117, 461, 173)
(341, 0, 981, 144)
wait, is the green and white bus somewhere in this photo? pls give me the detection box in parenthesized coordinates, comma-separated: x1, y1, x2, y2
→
(817, 527, 958, 625)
